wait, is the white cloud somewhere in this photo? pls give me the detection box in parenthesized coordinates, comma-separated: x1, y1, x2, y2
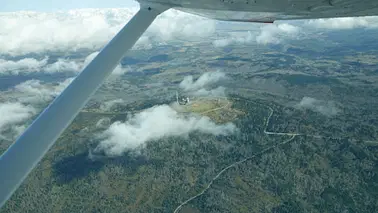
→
(44, 58, 81, 73)
(0, 77, 73, 140)
(99, 99, 124, 111)
(212, 31, 253, 47)
(150, 9, 215, 41)
(0, 9, 134, 56)
(0, 8, 215, 56)
(256, 23, 299, 44)
(297, 97, 339, 116)
(96, 117, 111, 129)
(0, 51, 130, 75)
(0, 57, 81, 75)
(0, 102, 35, 136)
(180, 71, 226, 91)
(0, 57, 48, 75)
(14, 78, 74, 104)
(95, 104, 236, 156)
(212, 23, 299, 47)
(307, 16, 378, 29)
(192, 86, 226, 97)
(179, 71, 227, 97)
(213, 39, 232, 48)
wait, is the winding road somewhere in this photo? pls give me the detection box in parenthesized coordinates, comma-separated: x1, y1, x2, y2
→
(173, 134, 296, 213)
(80, 96, 373, 213)
(173, 99, 301, 213)
(263, 106, 301, 136)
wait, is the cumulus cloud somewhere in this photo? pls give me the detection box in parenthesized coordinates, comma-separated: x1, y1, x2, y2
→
(307, 16, 378, 29)
(296, 97, 339, 116)
(0, 9, 134, 56)
(191, 86, 226, 97)
(0, 57, 80, 75)
(150, 9, 215, 41)
(14, 78, 74, 104)
(0, 102, 35, 137)
(212, 23, 299, 47)
(0, 8, 215, 56)
(95, 117, 111, 129)
(44, 58, 81, 73)
(0, 78, 73, 140)
(256, 23, 299, 44)
(180, 71, 226, 91)
(0, 57, 48, 75)
(99, 99, 124, 111)
(0, 51, 130, 75)
(94, 104, 236, 156)
(212, 31, 253, 47)
(179, 71, 227, 97)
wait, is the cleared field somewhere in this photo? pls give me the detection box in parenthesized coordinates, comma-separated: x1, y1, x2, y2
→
(171, 97, 244, 123)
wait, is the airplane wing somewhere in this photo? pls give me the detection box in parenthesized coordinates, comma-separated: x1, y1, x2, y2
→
(1, 0, 378, 208)
(141, 0, 378, 22)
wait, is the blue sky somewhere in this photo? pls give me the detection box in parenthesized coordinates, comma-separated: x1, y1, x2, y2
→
(1, 0, 138, 12)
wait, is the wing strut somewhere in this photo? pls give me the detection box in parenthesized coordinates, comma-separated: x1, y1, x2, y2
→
(0, 4, 169, 207)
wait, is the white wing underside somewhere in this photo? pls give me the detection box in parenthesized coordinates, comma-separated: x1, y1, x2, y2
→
(140, 0, 378, 22)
